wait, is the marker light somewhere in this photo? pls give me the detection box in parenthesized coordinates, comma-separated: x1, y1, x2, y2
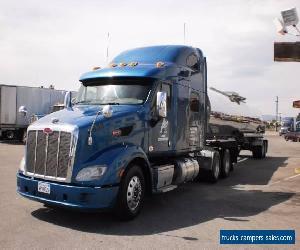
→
(109, 63, 117, 67)
(119, 62, 127, 67)
(156, 61, 165, 68)
(128, 62, 138, 67)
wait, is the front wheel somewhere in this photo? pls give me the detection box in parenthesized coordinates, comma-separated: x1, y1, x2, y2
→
(114, 165, 145, 220)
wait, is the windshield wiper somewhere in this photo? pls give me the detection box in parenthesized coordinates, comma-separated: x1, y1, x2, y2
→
(99, 102, 121, 105)
(74, 100, 92, 105)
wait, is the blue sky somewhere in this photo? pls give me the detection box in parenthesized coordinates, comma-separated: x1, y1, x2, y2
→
(0, 0, 299, 117)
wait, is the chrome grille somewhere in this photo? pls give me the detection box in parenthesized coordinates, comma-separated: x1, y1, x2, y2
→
(26, 130, 73, 180)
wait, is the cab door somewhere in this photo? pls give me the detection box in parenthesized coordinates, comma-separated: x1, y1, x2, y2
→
(148, 82, 173, 156)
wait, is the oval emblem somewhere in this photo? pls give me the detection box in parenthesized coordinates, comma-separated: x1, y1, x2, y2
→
(43, 128, 53, 135)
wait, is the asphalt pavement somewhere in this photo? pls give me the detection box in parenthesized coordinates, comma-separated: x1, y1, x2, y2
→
(0, 132, 299, 249)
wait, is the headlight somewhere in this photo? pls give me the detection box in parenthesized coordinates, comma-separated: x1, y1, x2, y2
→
(19, 157, 25, 173)
(75, 165, 107, 181)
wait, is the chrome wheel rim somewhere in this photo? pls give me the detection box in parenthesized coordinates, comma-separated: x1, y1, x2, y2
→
(127, 176, 142, 212)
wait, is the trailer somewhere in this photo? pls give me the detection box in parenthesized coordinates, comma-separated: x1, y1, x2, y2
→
(17, 45, 268, 220)
(0, 85, 68, 141)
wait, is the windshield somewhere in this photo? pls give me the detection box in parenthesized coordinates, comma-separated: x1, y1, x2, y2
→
(281, 122, 291, 127)
(76, 79, 153, 105)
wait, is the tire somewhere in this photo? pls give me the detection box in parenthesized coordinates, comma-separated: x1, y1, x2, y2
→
(208, 151, 221, 183)
(220, 149, 231, 178)
(263, 141, 267, 158)
(114, 165, 145, 220)
(252, 144, 264, 159)
(6, 130, 15, 140)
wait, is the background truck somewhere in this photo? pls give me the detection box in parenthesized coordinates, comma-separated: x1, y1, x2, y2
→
(0, 85, 68, 141)
(17, 45, 268, 220)
(279, 117, 295, 136)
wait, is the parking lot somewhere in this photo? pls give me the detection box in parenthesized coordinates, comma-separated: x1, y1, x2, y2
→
(0, 132, 299, 249)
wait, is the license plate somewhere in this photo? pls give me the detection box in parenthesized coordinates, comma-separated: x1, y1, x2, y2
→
(38, 182, 50, 194)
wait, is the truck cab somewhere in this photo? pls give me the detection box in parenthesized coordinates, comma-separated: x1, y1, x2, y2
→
(17, 45, 267, 219)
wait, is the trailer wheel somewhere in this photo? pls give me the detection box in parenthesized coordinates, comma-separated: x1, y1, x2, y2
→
(220, 149, 231, 178)
(208, 151, 220, 183)
(6, 131, 15, 140)
(114, 165, 145, 220)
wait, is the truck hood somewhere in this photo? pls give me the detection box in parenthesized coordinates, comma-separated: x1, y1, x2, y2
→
(30, 104, 143, 129)
(28, 104, 146, 179)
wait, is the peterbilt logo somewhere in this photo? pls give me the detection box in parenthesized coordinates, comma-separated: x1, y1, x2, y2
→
(43, 128, 53, 135)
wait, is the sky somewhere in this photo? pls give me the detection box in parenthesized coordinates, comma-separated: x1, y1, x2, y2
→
(0, 0, 299, 118)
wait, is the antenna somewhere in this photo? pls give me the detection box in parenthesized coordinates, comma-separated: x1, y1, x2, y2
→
(184, 22, 186, 44)
(106, 32, 110, 63)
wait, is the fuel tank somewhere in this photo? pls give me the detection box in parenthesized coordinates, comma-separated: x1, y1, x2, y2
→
(207, 88, 264, 138)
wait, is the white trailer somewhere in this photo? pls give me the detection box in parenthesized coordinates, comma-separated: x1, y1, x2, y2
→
(0, 85, 69, 141)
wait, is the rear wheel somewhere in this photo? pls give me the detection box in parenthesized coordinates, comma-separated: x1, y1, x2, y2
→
(6, 131, 15, 140)
(114, 165, 145, 220)
(208, 151, 220, 183)
(220, 149, 231, 178)
(252, 143, 265, 159)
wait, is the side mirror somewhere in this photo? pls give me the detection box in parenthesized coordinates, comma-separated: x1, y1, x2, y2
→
(18, 106, 28, 116)
(64, 91, 72, 109)
(71, 97, 77, 104)
(156, 91, 167, 118)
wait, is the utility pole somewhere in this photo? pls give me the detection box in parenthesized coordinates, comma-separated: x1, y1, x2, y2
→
(106, 32, 110, 63)
(279, 112, 282, 124)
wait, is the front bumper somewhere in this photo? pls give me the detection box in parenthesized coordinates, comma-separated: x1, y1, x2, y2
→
(17, 173, 119, 210)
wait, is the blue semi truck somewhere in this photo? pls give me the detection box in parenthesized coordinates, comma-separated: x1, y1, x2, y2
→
(17, 45, 268, 219)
